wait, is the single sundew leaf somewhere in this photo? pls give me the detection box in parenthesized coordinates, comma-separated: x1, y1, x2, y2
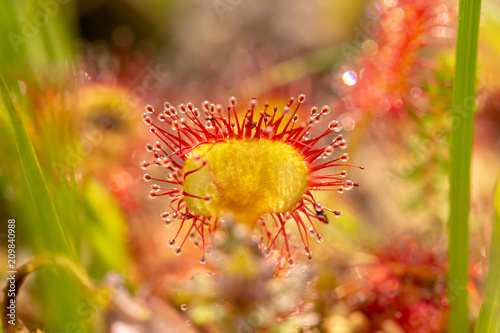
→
(475, 177, 500, 332)
(142, 95, 363, 265)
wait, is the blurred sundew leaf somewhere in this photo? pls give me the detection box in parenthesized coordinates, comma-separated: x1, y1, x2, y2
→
(82, 178, 129, 278)
(475, 176, 500, 332)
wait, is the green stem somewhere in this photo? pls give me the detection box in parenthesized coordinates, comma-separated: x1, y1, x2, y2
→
(448, 0, 482, 331)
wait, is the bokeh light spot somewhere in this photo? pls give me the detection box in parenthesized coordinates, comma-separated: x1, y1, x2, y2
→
(342, 71, 358, 86)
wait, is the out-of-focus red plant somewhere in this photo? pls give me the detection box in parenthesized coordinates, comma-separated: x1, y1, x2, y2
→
(335, 0, 455, 119)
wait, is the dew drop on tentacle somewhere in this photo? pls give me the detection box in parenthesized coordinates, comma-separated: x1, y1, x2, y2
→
(199, 256, 207, 265)
(202, 100, 210, 112)
(151, 184, 161, 192)
(332, 134, 343, 144)
(158, 113, 167, 122)
(145, 105, 154, 114)
(343, 180, 354, 191)
(161, 212, 172, 222)
(168, 239, 175, 247)
(310, 106, 318, 116)
(321, 105, 331, 115)
(171, 120, 179, 131)
(333, 210, 342, 218)
(324, 145, 334, 156)
(140, 161, 149, 170)
(175, 247, 182, 256)
(340, 153, 349, 162)
(328, 120, 342, 132)
(180, 304, 189, 311)
(179, 104, 186, 113)
(142, 113, 152, 125)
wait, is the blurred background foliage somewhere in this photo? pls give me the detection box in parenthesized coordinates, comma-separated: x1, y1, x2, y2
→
(0, 0, 499, 332)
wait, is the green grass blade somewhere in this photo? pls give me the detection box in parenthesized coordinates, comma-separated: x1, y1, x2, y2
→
(0, 78, 92, 332)
(0, 77, 75, 256)
(475, 178, 500, 332)
(448, 0, 482, 331)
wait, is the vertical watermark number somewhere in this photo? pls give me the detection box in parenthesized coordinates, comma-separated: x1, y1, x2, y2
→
(6, 219, 17, 326)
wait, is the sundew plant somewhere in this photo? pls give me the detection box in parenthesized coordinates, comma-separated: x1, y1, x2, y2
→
(1, 0, 499, 332)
